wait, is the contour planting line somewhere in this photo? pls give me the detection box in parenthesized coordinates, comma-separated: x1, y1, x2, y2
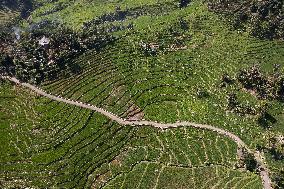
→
(1, 76, 272, 189)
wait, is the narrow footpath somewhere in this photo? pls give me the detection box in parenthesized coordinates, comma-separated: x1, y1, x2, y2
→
(2, 76, 273, 189)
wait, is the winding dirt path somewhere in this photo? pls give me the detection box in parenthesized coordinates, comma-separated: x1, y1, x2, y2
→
(2, 76, 272, 189)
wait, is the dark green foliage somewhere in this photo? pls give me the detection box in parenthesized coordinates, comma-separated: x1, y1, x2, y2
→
(83, 1, 177, 33)
(220, 73, 234, 87)
(179, 0, 191, 9)
(274, 171, 284, 189)
(197, 89, 210, 98)
(0, 0, 33, 18)
(267, 137, 284, 160)
(237, 65, 284, 101)
(227, 92, 258, 116)
(223, 65, 282, 127)
(257, 106, 277, 129)
(244, 151, 258, 172)
(0, 26, 116, 84)
(227, 93, 239, 111)
(238, 66, 266, 91)
(179, 18, 189, 30)
(278, 79, 284, 102)
(0, 0, 24, 10)
(208, 0, 284, 39)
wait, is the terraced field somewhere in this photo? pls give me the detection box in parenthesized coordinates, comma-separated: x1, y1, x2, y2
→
(106, 164, 262, 189)
(40, 0, 284, 147)
(1, 0, 284, 188)
(1, 79, 264, 188)
(0, 7, 19, 27)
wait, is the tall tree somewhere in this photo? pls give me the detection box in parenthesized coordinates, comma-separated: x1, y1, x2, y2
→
(179, 0, 190, 9)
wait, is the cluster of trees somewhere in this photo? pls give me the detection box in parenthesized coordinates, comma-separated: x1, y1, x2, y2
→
(179, 0, 191, 9)
(223, 65, 284, 102)
(237, 65, 284, 101)
(227, 92, 261, 116)
(268, 136, 284, 160)
(83, 6, 130, 29)
(274, 170, 284, 189)
(0, 25, 116, 84)
(0, 0, 33, 19)
(84, 2, 178, 30)
(208, 0, 284, 39)
(222, 65, 283, 128)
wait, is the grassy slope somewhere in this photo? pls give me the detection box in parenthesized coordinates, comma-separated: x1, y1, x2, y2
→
(1, 0, 284, 188)
(32, 0, 284, 185)
(0, 81, 262, 188)
(38, 0, 283, 148)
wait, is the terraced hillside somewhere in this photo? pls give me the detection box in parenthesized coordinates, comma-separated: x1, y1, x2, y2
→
(0, 80, 263, 188)
(39, 0, 284, 147)
(0, 5, 19, 27)
(1, 0, 284, 188)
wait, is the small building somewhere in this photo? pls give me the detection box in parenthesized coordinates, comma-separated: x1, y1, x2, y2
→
(38, 36, 50, 47)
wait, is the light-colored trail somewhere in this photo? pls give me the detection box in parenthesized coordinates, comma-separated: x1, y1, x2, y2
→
(2, 76, 272, 189)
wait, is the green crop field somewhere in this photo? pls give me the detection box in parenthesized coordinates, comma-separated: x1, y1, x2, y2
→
(1, 0, 284, 188)
(0, 80, 262, 188)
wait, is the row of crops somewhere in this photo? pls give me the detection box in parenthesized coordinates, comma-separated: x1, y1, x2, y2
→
(1, 0, 283, 188)
(40, 0, 284, 148)
(105, 163, 262, 189)
(0, 8, 19, 27)
(29, 0, 175, 30)
(36, 1, 284, 186)
(0, 80, 263, 188)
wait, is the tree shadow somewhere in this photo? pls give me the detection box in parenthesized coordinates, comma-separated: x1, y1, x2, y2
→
(257, 112, 277, 129)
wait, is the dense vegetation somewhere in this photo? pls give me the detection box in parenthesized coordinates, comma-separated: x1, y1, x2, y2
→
(0, 80, 262, 188)
(208, 0, 284, 40)
(0, 0, 284, 188)
(222, 65, 284, 129)
(0, 25, 116, 84)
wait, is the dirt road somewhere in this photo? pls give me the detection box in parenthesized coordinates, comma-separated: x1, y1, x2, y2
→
(3, 76, 272, 189)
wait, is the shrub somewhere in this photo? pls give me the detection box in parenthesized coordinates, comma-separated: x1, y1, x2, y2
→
(0, 25, 116, 84)
(208, 0, 284, 40)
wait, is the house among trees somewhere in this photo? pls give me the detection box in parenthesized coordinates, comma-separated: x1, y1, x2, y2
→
(38, 36, 50, 47)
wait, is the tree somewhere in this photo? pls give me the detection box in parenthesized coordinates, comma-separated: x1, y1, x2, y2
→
(244, 151, 258, 172)
(207, 0, 284, 40)
(277, 78, 284, 102)
(197, 89, 209, 98)
(268, 136, 284, 160)
(220, 73, 234, 87)
(274, 170, 284, 189)
(179, 0, 190, 9)
(257, 103, 277, 129)
(228, 93, 239, 110)
(0, 23, 116, 84)
(179, 18, 189, 30)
